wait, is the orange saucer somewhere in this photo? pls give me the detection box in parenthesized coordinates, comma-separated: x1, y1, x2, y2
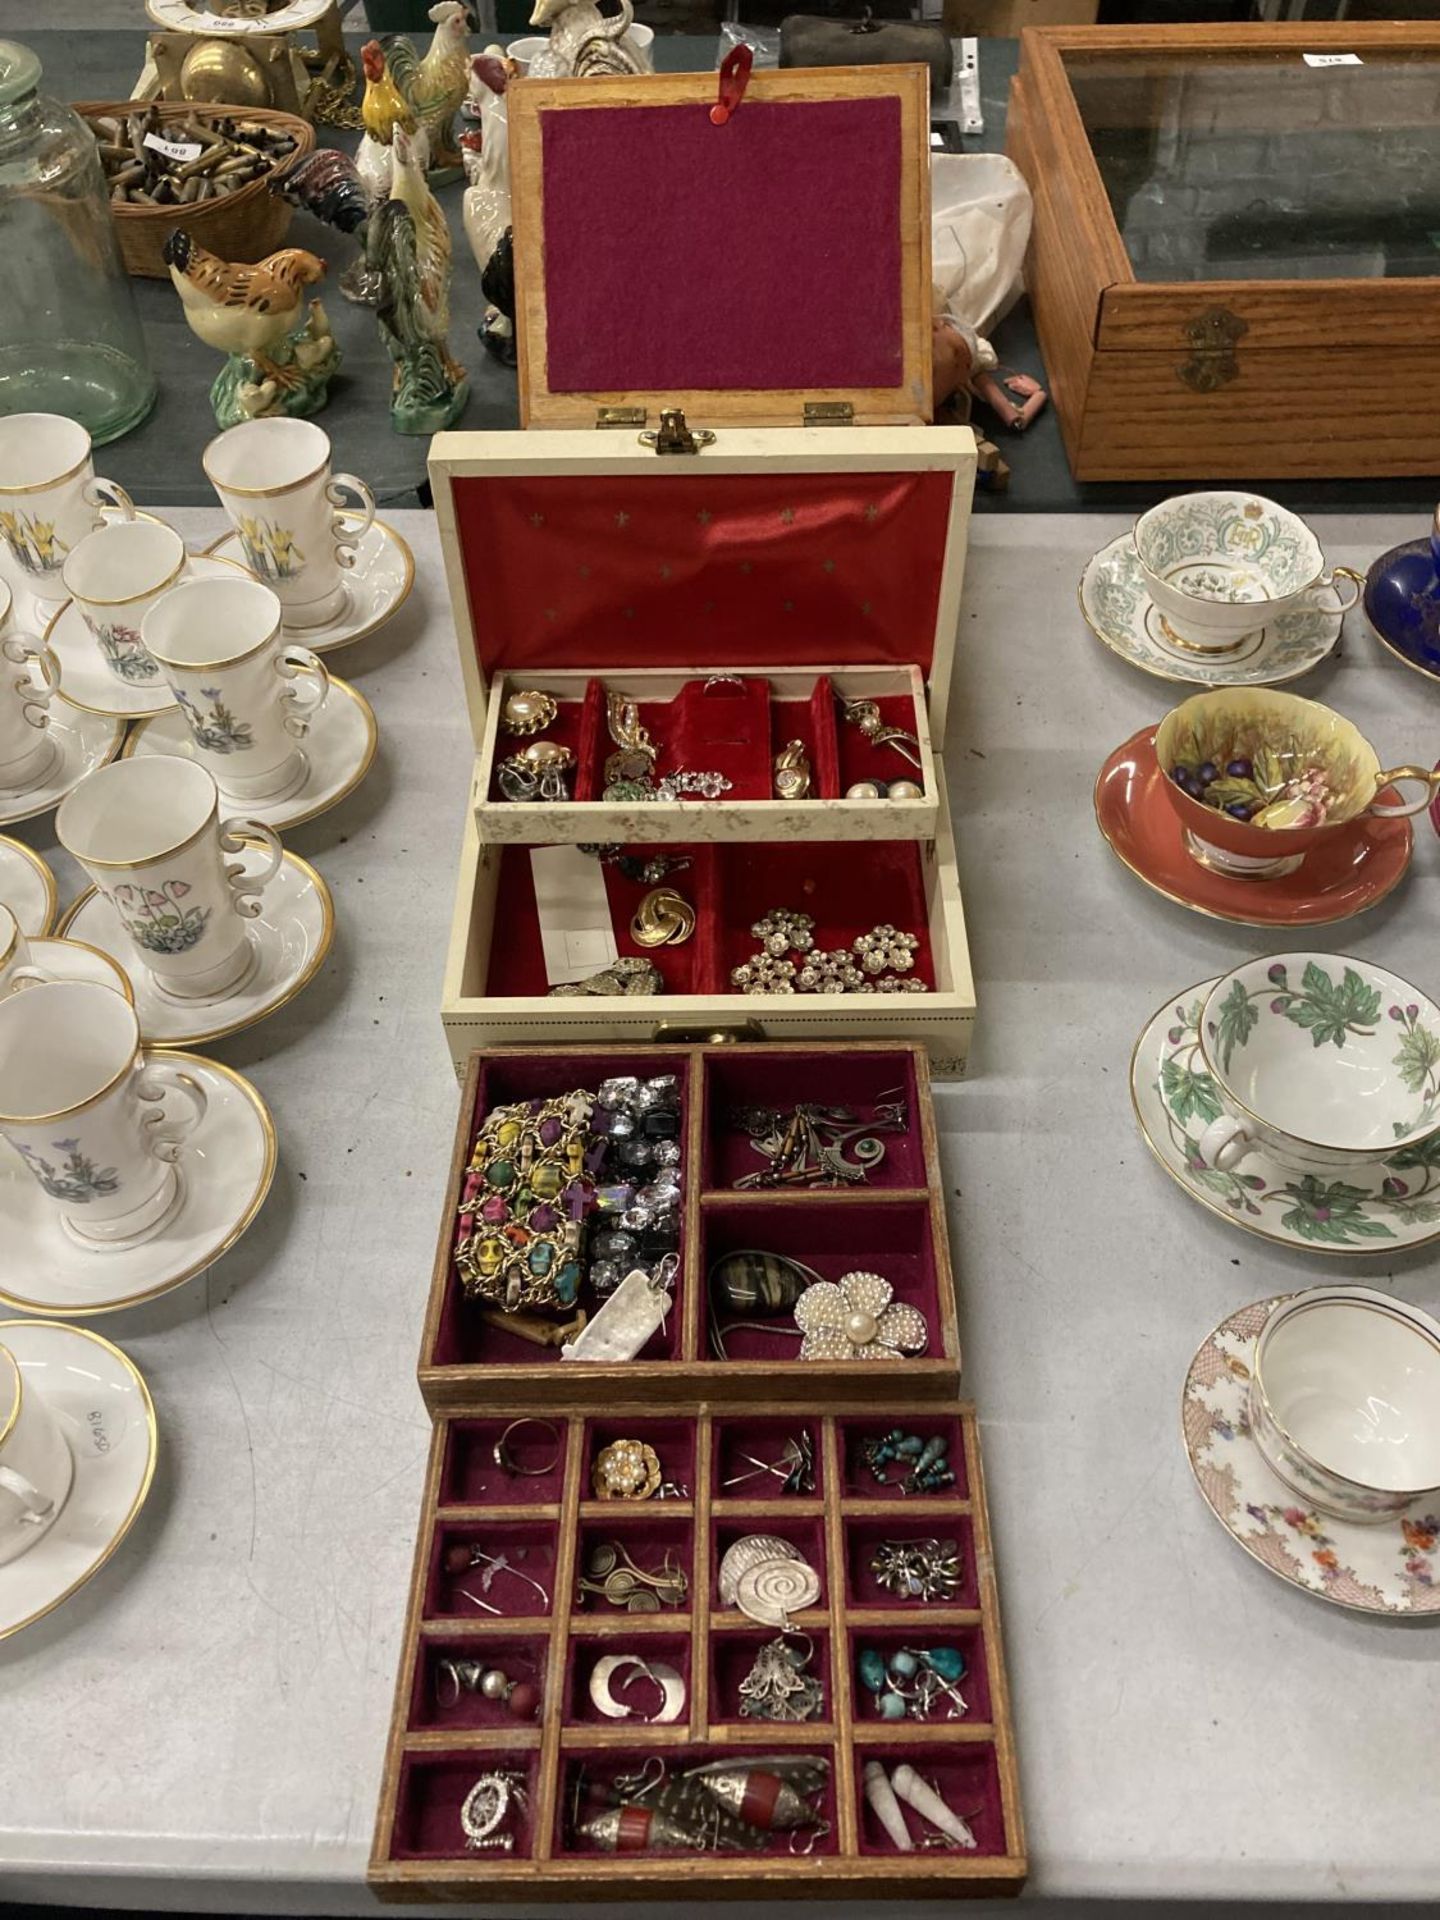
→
(1095, 727, 1413, 926)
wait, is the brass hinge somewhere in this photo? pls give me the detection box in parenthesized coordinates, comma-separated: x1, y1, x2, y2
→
(1178, 307, 1247, 393)
(804, 401, 855, 425)
(597, 406, 646, 429)
(639, 407, 715, 455)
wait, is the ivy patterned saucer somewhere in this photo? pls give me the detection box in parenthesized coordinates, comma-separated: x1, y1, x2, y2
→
(42, 553, 247, 721)
(0, 833, 56, 935)
(0, 1320, 157, 1640)
(0, 1053, 275, 1316)
(205, 518, 414, 656)
(1080, 534, 1342, 687)
(0, 698, 126, 829)
(1184, 1297, 1440, 1616)
(1131, 978, 1440, 1254)
(122, 675, 378, 830)
(57, 850, 333, 1046)
(1095, 728, 1412, 927)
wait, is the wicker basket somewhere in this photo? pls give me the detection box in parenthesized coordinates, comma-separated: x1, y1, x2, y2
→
(77, 101, 315, 280)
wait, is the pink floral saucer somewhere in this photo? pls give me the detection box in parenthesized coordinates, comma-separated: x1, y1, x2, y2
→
(1183, 1297, 1440, 1616)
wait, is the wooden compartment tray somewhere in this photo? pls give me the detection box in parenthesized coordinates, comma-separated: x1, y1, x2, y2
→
(419, 1041, 961, 1413)
(370, 1403, 1026, 1899)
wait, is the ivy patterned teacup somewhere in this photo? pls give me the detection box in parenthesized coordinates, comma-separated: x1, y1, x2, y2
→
(56, 758, 283, 1002)
(0, 412, 134, 604)
(1155, 686, 1440, 880)
(203, 417, 375, 630)
(1195, 951, 1440, 1176)
(0, 575, 59, 793)
(0, 979, 206, 1246)
(61, 514, 187, 692)
(143, 575, 330, 805)
(1249, 1288, 1440, 1524)
(1135, 491, 1362, 652)
(0, 1340, 73, 1565)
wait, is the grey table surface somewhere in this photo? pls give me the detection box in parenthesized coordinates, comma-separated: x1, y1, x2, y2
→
(16, 17, 1437, 521)
(0, 505, 1437, 1913)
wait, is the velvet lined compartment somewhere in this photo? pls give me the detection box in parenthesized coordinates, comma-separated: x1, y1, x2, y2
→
(840, 1413, 968, 1500)
(564, 1631, 693, 1728)
(853, 1743, 1006, 1858)
(844, 1517, 978, 1612)
(409, 1634, 551, 1732)
(713, 1515, 828, 1613)
(710, 1626, 833, 1727)
(558, 1743, 841, 1858)
(848, 1623, 992, 1728)
(440, 1417, 569, 1505)
(712, 1415, 825, 1503)
(701, 1047, 924, 1191)
(426, 1520, 560, 1620)
(583, 1418, 697, 1504)
(485, 839, 935, 1000)
(573, 1514, 694, 1617)
(390, 1750, 541, 1859)
(836, 692, 929, 795)
(704, 1198, 941, 1366)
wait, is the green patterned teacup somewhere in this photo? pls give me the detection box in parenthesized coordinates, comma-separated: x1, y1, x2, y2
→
(1136, 492, 1362, 652)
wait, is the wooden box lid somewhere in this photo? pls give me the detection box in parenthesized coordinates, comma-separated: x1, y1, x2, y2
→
(427, 424, 976, 754)
(507, 65, 934, 430)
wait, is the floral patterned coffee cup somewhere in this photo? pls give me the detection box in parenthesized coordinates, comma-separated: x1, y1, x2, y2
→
(0, 412, 135, 604)
(0, 1340, 73, 1565)
(56, 758, 282, 1002)
(1135, 491, 1362, 652)
(143, 575, 329, 805)
(61, 514, 187, 692)
(1155, 686, 1440, 880)
(1194, 951, 1440, 1176)
(203, 417, 375, 630)
(0, 575, 59, 793)
(0, 979, 206, 1246)
(1249, 1288, 1440, 1525)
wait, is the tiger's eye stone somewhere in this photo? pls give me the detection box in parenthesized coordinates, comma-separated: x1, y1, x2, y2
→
(710, 1250, 808, 1315)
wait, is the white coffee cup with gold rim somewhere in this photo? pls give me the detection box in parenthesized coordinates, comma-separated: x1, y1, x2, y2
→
(0, 413, 134, 605)
(0, 1339, 73, 1565)
(0, 574, 59, 791)
(61, 515, 186, 693)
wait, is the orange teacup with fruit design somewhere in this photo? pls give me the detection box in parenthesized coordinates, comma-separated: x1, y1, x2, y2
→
(1155, 687, 1440, 879)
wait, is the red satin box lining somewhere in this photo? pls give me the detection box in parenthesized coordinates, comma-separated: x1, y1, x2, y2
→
(450, 471, 953, 683)
(486, 675, 923, 807)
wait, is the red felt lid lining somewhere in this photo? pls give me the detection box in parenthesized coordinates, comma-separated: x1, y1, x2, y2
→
(451, 468, 952, 682)
(538, 97, 904, 395)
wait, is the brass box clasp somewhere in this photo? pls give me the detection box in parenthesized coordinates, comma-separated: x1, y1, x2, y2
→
(640, 408, 716, 455)
(1178, 307, 1247, 393)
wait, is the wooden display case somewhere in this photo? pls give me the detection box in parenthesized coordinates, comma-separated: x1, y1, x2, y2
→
(369, 1403, 1026, 1899)
(1008, 23, 1440, 480)
(418, 1041, 961, 1414)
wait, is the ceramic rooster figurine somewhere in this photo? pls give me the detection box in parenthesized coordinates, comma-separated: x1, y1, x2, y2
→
(270, 147, 382, 306)
(355, 39, 429, 208)
(366, 125, 469, 434)
(382, 0, 472, 180)
(460, 50, 513, 279)
(162, 231, 339, 427)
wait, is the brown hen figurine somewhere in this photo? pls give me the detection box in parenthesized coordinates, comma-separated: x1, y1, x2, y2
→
(163, 230, 341, 428)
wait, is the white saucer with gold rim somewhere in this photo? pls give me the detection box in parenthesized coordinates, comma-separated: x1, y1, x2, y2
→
(10, 935, 131, 1000)
(0, 696, 126, 830)
(1080, 534, 1343, 688)
(57, 848, 333, 1047)
(1183, 1295, 1440, 1617)
(0, 1319, 158, 1640)
(205, 517, 414, 656)
(122, 675, 378, 830)
(43, 553, 252, 721)
(0, 833, 56, 936)
(0, 1052, 275, 1316)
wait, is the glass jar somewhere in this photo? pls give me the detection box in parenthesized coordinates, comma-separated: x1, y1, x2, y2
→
(0, 41, 156, 445)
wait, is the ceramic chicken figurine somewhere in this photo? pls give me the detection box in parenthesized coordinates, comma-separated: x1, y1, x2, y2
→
(162, 230, 339, 428)
(382, 0, 471, 180)
(366, 125, 469, 434)
(460, 50, 513, 281)
(528, 0, 645, 77)
(355, 39, 429, 209)
(270, 146, 382, 306)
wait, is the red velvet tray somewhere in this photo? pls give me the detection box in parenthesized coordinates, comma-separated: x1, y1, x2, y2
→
(370, 1404, 1026, 1899)
(506, 67, 934, 430)
(418, 1042, 960, 1413)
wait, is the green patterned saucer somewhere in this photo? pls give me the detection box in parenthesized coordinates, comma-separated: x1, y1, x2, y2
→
(1131, 978, 1440, 1254)
(1081, 535, 1342, 687)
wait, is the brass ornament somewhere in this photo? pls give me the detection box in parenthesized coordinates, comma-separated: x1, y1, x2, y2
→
(592, 1437, 663, 1501)
(605, 691, 657, 785)
(630, 887, 695, 948)
(1178, 306, 1248, 394)
(773, 738, 812, 800)
(500, 689, 558, 737)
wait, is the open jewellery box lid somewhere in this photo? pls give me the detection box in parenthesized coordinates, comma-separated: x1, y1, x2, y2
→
(506, 64, 934, 430)
(428, 423, 977, 753)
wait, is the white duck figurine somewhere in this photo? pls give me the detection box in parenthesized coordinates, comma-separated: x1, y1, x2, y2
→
(460, 50, 514, 279)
